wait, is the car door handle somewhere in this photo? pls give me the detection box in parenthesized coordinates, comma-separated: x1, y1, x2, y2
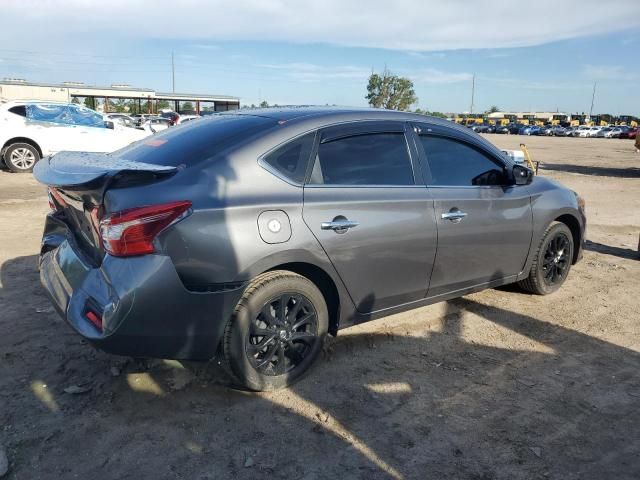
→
(321, 220, 360, 232)
(441, 211, 468, 222)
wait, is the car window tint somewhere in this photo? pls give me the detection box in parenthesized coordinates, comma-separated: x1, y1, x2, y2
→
(116, 114, 277, 167)
(312, 132, 413, 185)
(263, 132, 315, 184)
(8, 105, 26, 117)
(419, 135, 505, 186)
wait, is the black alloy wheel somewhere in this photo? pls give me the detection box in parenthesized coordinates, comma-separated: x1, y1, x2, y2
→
(541, 232, 570, 286)
(247, 293, 319, 376)
(518, 222, 575, 295)
(223, 270, 328, 391)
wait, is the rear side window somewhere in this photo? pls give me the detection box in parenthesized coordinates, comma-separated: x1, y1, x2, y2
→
(25, 104, 104, 127)
(310, 132, 414, 185)
(116, 115, 277, 167)
(263, 132, 315, 184)
(419, 135, 505, 186)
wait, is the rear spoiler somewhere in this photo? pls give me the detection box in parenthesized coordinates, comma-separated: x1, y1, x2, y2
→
(33, 151, 177, 188)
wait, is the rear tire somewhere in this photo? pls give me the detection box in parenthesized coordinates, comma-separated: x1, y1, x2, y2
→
(222, 270, 328, 391)
(3, 143, 40, 173)
(518, 222, 574, 295)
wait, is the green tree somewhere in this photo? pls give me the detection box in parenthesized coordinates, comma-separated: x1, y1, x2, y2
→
(83, 97, 95, 110)
(157, 100, 171, 111)
(259, 100, 269, 108)
(366, 69, 417, 111)
(181, 101, 194, 112)
(487, 105, 500, 114)
(112, 99, 127, 113)
(413, 108, 447, 119)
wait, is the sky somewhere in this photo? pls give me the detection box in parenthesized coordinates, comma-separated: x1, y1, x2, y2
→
(0, 0, 639, 115)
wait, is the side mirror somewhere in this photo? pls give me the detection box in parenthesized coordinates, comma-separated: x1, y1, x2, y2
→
(511, 164, 533, 185)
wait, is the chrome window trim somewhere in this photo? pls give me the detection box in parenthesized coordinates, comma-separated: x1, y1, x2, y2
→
(304, 184, 425, 189)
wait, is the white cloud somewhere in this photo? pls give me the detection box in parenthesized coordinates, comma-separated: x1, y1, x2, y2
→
(1, 1, 639, 51)
(583, 64, 639, 81)
(406, 51, 447, 59)
(409, 68, 472, 84)
(190, 44, 222, 50)
(257, 62, 371, 82)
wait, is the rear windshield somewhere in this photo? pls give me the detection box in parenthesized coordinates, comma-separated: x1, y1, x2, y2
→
(115, 114, 277, 167)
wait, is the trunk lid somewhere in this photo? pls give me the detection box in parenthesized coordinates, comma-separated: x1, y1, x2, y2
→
(34, 151, 178, 264)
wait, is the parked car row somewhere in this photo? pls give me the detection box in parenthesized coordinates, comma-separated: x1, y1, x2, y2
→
(469, 122, 638, 139)
(1, 100, 150, 172)
(108, 111, 201, 133)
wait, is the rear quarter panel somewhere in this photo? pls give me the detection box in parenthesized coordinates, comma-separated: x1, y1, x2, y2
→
(146, 138, 358, 323)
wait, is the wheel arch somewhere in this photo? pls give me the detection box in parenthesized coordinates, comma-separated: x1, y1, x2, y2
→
(266, 262, 341, 336)
(554, 213, 581, 264)
(2, 137, 43, 158)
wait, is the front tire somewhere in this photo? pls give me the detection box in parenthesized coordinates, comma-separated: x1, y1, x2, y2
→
(222, 271, 328, 391)
(519, 222, 574, 295)
(3, 143, 40, 173)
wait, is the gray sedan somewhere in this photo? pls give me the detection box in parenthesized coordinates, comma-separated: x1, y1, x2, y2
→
(34, 108, 586, 391)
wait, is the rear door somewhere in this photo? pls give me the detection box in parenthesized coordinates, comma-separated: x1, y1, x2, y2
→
(412, 124, 533, 298)
(302, 121, 437, 313)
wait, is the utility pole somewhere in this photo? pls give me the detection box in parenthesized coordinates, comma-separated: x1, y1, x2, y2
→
(171, 52, 175, 93)
(588, 82, 596, 119)
(470, 74, 475, 114)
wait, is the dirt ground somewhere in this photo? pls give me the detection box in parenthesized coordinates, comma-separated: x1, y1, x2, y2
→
(1, 135, 639, 480)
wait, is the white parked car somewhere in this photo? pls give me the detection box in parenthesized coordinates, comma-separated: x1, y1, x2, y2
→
(140, 117, 172, 133)
(606, 127, 623, 138)
(105, 113, 136, 129)
(178, 115, 200, 124)
(596, 127, 613, 138)
(0, 101, 149, 172)
(579, 126, 601, 138)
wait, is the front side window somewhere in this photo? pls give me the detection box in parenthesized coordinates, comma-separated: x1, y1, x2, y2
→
(263, 132, 315, 184)
(419, 135, 505, 186)
(310, 132, 414, 186)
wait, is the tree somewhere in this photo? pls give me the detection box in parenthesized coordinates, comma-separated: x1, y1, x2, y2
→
(83, 97, 95, 110)
(112, 99, 127, 113)
(181, 101, 194, 113)
(487, 105, 500, 114)
(141, 100, 152, 114)
(259, 100, 269, 108)
(413, 108, 447, 119)
(366, 69, 417, 111)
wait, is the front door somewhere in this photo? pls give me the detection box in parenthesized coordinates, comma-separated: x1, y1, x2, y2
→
(302, 122, 437, 313)
(413, 129, 533, 298)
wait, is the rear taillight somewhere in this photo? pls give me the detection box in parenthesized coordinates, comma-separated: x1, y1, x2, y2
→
(99, 201, 191, 257)
(47, 187, 67, 212)
(85, 311, 103, 332)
